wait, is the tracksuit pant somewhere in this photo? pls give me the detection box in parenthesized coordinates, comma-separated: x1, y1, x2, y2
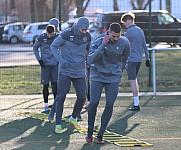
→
(55, 74, 86, 125)
(88, 80, 119, 137)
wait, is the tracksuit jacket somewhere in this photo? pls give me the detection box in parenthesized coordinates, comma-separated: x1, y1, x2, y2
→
(124, 24, 149, 62)
(50, 25, 91, 78)
(89, 36, 130, 83)
(33, 33, 59, 66)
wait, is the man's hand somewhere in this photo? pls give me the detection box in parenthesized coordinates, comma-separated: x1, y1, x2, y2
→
(38, 60, 45, 68)
(146, 60, 151, 67)
(103, 35, 109, 43)
(61, 61, 69, 68)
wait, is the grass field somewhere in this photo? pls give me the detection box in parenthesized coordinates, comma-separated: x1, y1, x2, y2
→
(0, 50, 181, 95)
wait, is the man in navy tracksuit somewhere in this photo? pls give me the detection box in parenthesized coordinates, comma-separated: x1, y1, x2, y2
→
(33, 21, 59, 113)
(86, 23, 130, 144)
(49, 17, 91, 134)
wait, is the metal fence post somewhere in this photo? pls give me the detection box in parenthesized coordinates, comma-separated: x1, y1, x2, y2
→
(148, 0, 152, 87)
(59, 0, 62, 31)
(152, 49, 156, 96)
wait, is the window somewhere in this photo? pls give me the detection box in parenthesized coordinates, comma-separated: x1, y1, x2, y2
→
(38, 24, 48, 30)
(158, 13, 174, 25)
(13, 25, 22, 31)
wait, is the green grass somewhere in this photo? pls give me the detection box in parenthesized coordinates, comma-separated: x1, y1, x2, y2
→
(0, 65, 75, 95)
(0, 50, 181, 95)
(0, 66, 41, 95)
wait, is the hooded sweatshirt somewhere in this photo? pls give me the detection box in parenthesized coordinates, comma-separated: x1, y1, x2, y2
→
(33, 19, 60, 66)
(50, 17, 91, 78)
(124, 24, 149, 62)
(49, 18, 60, 32)
(88, 35, 130, 83)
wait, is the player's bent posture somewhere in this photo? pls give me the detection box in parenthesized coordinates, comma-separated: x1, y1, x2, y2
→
(86, 23, 130, 144)
(49, 17, 91, 134)
(33, 23, 59, 113)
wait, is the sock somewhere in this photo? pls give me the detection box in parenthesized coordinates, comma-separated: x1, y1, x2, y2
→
(133, 96, 139, 106)
(70, 116, 76, 120)
(56, 124, 62, 127)
(44, 103, 48, 107)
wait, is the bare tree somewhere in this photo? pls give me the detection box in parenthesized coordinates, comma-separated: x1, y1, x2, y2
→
(130, 0, 154, 10)
(75, 0, 91, 17)
(52, 0, 58, 18)
(61, 0, 74, 22)
(31, 0, 74, 22)
(51, 0, 91, 22)
(30, 0, 35, 22)
(34, 0, 46, 21)
(113, 0, 119, 11)
(10, 0, 15, 10)
(166, 0, 171, 13)
(34, 0, 52, 22)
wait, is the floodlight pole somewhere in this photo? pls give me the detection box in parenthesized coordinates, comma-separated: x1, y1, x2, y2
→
(59, 0, 61, 31)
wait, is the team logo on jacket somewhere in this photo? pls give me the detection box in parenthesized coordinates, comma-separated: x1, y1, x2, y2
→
(83, 36, 88, 42)
(70, 36, 74, 41)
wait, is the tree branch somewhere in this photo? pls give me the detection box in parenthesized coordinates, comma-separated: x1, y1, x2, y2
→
(83, 0, 91, 12)
(143, 0, 154, 10)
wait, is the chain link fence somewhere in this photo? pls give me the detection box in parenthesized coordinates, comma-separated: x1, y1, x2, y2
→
(0, 0, 181, 95)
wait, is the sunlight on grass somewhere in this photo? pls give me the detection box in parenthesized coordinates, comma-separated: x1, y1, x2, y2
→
(0, 50, 181, 95)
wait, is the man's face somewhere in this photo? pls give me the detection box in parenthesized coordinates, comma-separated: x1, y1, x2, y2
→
(47, 32, 55, 38)
(108, 31, 120, 43)
(79, 28, 88, 34)
(122, 19, 132, 28)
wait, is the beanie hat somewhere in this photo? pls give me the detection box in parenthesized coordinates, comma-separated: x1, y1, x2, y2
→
(49, 18, 60, 32)
(76, 17, 89, 29)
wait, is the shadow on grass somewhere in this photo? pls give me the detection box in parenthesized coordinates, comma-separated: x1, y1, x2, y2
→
(107, 95, 181, 137)
(0, 117, 74, 149)
(107, 96, 155, 136)
(107, 108, 140, 136)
